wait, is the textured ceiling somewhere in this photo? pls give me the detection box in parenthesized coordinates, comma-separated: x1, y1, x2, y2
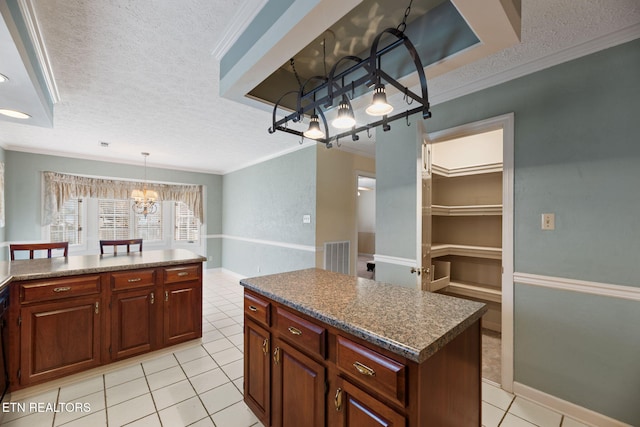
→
(0, 0, 638, 174)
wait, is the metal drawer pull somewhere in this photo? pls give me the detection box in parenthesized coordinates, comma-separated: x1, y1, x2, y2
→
(273, 347, 280, 364)
(177, 272, 189, 277)
(53, 286, 71, 292)
(353, 361, 376, 376)
(150, 292, 155, 304)
(248, 305, 258, 312)
(262, 338, 269, 355)
(165, 291, 169, 302)
(288, 326, 302, 336)
(95, 302, 99, 314)
(334, 388, 343, 411)
(127, 278, 142, 283)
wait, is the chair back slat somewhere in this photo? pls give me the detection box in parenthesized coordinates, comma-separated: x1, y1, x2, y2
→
(100, 239, 143, 255)
(10, 242, 69, 260)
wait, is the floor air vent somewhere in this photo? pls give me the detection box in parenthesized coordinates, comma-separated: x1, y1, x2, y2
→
(324, 241, 350, 274)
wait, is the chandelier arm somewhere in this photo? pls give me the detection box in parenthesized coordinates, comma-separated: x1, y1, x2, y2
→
(314, 108, 330, 144)
(370, 27, 431, 118)
(327, 105, 425, 143)
(269, 90, 300, 134)
(296, 75, 328, 117)
(325, 55, 363, 107)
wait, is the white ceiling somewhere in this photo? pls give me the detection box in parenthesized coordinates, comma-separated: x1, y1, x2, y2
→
(0, 0, 638, 174)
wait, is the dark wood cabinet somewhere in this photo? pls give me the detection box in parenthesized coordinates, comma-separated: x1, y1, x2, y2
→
(110, 269, 158, 360)
(111, 288, 157, 360)
(20, 295, 102, 386)
(8, 260, 203, 391)
(332, 377, 405, 427)
(0, 288, 10, 402)
(272, 338, 325, 427)
(243, 288, 482, 427)
(244, 319, 271, 426)
(163, 265, 202, 346)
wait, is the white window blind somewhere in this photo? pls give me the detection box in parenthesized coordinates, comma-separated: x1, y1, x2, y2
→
(134, 203, 162, 241)
(50, 198, 83, 244)
(174, 202, 199, 241)
(99, 199, 130, 240)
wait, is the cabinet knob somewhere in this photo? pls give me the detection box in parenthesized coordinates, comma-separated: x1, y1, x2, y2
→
(334, 388, 343, 411)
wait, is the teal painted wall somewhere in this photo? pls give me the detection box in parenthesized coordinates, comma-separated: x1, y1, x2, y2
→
(0, 147, 5, 245)
(424, 39, 640, 424)
(221, 146, 316, 277)
(375, 120, 420, 287)
(3, 151, 223, 265)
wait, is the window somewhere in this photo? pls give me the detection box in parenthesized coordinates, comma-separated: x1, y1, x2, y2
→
(174, 202, 200, 241)
(98, 199, 130, 240)
(135, 206, 163, 241)
(51, 198, 83, 244)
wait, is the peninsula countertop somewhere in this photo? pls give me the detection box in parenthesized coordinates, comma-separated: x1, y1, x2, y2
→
(240, 268, 487, 363)
(0, 249, 206, 291)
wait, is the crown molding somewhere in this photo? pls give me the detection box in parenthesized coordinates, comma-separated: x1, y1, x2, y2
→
(17, 0, 60, 103)
(211, 0, 268, 60)
(431, 22, 640, 106)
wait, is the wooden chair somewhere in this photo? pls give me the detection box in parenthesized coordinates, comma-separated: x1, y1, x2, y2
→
(10, 242, 69, 260)
(100, 239, 143, 255)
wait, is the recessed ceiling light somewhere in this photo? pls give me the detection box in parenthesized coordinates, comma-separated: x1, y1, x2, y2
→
(0, 109, 31, 119)
(0, 73, 8, 83)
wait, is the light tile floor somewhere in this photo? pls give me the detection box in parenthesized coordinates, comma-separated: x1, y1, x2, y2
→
(0, 270, 590, 427)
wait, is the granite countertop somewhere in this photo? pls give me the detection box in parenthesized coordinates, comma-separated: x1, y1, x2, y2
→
(241, 268, 487, 363)
(0, 249, 206, 291)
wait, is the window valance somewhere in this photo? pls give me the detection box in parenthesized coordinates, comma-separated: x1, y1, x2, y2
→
(42, 171, 204, 226)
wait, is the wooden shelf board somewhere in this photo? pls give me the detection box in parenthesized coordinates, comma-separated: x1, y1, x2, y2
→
(431, 244, 502, 259)
(431, 204, 502, 216)
(432, 162, 503, 177)
(445, 280, 502, 303)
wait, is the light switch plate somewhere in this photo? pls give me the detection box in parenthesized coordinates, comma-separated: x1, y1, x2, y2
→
(541, 213, 555, 230)
(303, 214, 311, 224)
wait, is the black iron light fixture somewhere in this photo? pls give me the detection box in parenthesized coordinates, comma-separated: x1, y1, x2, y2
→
(268, 0, 431, 146)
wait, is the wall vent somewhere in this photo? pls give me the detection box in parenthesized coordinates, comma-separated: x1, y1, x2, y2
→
(324, 241, 350, 274)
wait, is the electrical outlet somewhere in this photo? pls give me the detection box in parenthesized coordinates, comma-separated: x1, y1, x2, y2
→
(303, 214, 311, 224)
(541, 213, 555, 230)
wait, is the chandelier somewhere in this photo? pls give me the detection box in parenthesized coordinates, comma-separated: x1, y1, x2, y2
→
(268, 0, 431, 146)
(132, 152, 158, 216)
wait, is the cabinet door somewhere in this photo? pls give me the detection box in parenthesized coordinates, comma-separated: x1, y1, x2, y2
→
(244, 319, 271, 426)
(272, 338, 325, 427)
(332, 377, 405, 427)
(20, 296, 101, 386)
(163, 281, 202, 346)
(111, 288, 157, 360)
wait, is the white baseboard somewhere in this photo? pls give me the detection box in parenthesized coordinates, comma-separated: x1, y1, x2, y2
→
(513, 382, 632, 427)
(218, 268, 246, 280)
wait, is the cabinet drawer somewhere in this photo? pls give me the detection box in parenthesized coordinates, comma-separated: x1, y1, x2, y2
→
(163, 265, 200, 284)
(244, 292, 270, 326)
(110, 269, 156, 290)
(274, 307, 326, 359)
(336, 335, 407, 406)
(20, 275, 102, 304)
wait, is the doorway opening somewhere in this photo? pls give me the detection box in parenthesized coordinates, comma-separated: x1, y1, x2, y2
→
(356, 174, 376, 279)
(422, 113, 514, 390)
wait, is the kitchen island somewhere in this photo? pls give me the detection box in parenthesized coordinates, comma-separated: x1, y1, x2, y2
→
(1, 249, 205, 391)
(241, 268, 487, 427)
